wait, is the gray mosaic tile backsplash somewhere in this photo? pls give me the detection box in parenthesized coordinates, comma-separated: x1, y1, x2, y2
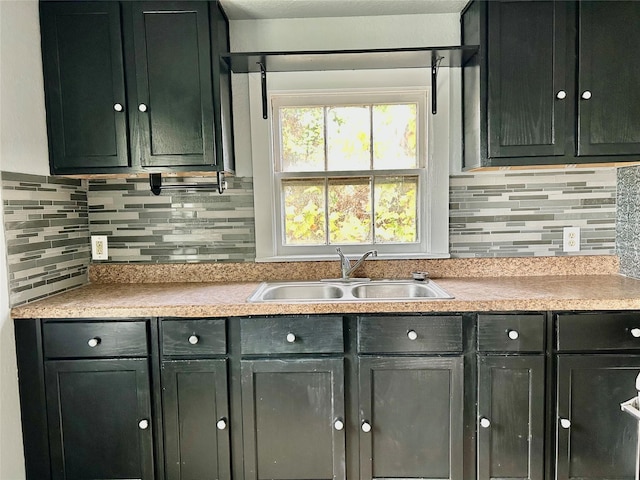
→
(450, 169, 617, 257)
(1, 172, 89, 306)
(617, 166, 640, 278)
(88, 177, 255, 263)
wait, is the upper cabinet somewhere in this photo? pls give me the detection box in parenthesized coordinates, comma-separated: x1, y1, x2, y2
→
(40, 0, 234, 176)
(462, 0, 640, 169)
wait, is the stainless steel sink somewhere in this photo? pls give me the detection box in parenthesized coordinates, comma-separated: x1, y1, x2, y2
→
(351, 281, 450, 299)
(247, 279, 453, 303)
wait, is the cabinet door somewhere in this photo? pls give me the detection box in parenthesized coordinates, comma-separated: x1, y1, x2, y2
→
(45, 359, 154, 480)
(487, 1, 568, 159)
(478, 355, 545, 480)
(130, 1, 216, 168)
(358, 356, 464, 480)
(241, 358, 345, 480)
(40, 1, 130, 172)
(162, 359, 231, 480)
(577, 1, 640, 156)
(556, 355, 640, 480)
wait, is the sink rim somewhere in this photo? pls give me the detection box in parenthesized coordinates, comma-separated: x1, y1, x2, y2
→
(247, 279, 454, 303)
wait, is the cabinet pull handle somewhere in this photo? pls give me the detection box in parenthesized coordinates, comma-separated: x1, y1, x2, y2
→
(581, 90, 592, 100)
(216, 418, 227, 430)
(138, 103, 148, 112)
(560, 418, 571, 429)
(188, 335, 199, 345)
(361, 421, 372, 433)
(138, 419, 149, 430)
(286, 332, 296, 343)
(507, 330, 519, 340)
(556, 90, 567, 100)
(334, 419, 344, 431)
(480, 417, 491, 428)
(113, 103, 124, 112)
(87, 337, 100, 348)
(407, 330, 418, 341)
(631, 328, 640, 338)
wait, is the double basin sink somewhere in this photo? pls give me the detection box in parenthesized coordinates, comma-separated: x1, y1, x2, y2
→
(248, 279, 453, 303)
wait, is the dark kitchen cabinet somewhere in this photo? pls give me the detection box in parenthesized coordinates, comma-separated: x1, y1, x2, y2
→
(239, 316, 346, 480)
(162, 360, 231, 480)
(37, 319, 155, 480)
(462, 0, 640, 169)
(160, 318, 231, 480)
(477, 314, 546, 480)
(555, 313, 640, 480)
(241, 358, 346, 480)
(357, 315, 464, 480)
(39, 0, 234, 175)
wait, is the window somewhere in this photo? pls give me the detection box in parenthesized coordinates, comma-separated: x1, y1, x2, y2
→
(250, 70, 450, 261)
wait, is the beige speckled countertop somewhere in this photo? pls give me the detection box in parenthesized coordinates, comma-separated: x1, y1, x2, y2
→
(11, 275, 640, 319)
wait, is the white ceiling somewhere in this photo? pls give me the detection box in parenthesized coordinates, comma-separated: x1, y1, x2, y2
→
(219, 0, 469, 20)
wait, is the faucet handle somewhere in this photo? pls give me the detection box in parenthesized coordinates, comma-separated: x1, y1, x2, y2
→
(412, 271, 429, 281)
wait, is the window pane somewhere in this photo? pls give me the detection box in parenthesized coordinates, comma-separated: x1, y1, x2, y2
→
(280, 107, 325, 172)
(373, 104, 418, 169)
(328, 178, 372, 244)
(327, 106, 371, 171)
(374, 176, 418, 243)
(282, 179, 326, 245)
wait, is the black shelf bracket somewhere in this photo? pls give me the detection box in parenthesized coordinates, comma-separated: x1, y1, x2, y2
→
(431, 54, 444, 115)
(149, 172, 227, 195)
(258, 61, 268, 119)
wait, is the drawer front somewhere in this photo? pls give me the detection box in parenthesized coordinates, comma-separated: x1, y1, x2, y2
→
(358, 315, 463, 353)
(240, 316, 344, 355)
(478, 314, 545, 352)
(43, 321, 148, 358)
(557, 313, 640, 351)
(162, 318, 226, 356)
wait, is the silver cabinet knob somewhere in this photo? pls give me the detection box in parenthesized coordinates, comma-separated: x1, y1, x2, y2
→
(113, 103, 124, 112)
(556, 90, 567, 100)
(216, 418, 227, 430)
(581, 91, 592, 100)
(480, 417, 491, 428)
(361, 421, 372, 433)
(334, 419, 344, 431)
(286, 332, 296, 343)
(508, 330, 519, 340)
(631, 328, 640, 338)
(188, 335, 199, 345)
(138, 103, 148, 112)
(87, 337, 100, 348)
(138, 419, 149, 430)
(560, 418, 571, 429)
(407, 330, 418, 341)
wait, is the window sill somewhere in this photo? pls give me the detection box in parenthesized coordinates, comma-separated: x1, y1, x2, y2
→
(255, 252, 451, 263)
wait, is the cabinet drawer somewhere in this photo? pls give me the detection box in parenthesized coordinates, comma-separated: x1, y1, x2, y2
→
(43, 321, 148, 358)
(358, 315, 463, 353)
(240, 316, 344, 355)
(557, 313, 640, 351)
(162, 318, 226, 356)
(478, 314, 545, 352)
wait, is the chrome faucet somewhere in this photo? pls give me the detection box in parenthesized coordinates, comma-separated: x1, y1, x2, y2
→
(336, 247, 378, 280)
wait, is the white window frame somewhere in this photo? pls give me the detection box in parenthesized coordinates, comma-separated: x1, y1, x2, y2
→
(249, 69, 450, 262)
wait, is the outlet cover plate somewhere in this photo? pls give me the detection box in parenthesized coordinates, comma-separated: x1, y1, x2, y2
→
(563, 227, 580, 252)
(91, 235, 108, 260)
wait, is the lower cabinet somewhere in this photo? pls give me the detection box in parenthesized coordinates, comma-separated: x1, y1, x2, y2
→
(161, 359, 231, 480)
(359, 356, 464, 480)
(241, 359, 345, 480)
(45, 358, 155, 480)
(15, 312, 640, 480)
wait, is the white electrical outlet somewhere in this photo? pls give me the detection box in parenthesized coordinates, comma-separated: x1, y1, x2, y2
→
(563, 227, 580, 252)
(91, 235, 108, 260)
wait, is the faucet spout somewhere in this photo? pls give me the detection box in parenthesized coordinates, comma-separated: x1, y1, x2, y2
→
(336, 247, 378, 280)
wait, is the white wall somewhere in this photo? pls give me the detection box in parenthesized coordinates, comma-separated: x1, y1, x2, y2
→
(0, 1, 50, 477)
(228, 14, 462, 177)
